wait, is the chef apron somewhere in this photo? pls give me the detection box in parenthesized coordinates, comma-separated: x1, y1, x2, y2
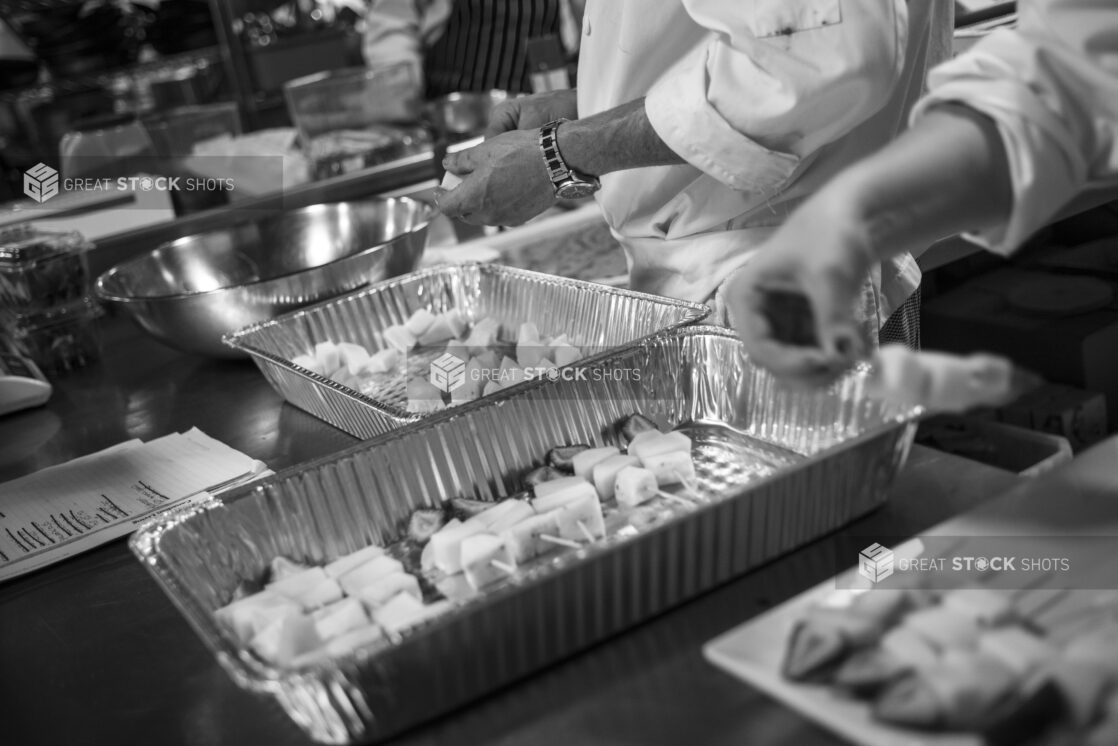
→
(423, 0, 563, 97)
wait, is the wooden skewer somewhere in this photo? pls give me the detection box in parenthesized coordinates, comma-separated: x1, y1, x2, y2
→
(540, 533, 581, 549)
(656, 490, 693, 506)
(491, 559, 516, 575)
(576, 520, 597, 544)
(674, 471, 702, 499)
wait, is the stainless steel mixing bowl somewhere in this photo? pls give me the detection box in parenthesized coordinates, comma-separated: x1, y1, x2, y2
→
(425, 90, 510, 141)
(95, 196, 434, 358)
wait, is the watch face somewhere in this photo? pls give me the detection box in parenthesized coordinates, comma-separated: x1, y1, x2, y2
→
(556, 182, 599, 200)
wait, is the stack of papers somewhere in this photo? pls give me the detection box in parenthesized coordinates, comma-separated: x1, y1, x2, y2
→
(0, 428, 269, 582)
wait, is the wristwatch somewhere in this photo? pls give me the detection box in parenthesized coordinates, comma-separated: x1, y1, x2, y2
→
(538, 119, 601, 200)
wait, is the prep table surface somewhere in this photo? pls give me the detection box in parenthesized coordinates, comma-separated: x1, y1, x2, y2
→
(0, 311, 1023, 746)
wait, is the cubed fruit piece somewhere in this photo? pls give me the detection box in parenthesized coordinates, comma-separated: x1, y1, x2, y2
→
(216, 590, 303, 643)
(475, 499, 535, 530)
(614, 466, 659, 508)
(311, 597, 368, 641)
(383, 325, 417, 353)
(534, 475, 592, 499)
(482, 380, 503, 397)
(429, 518, 488, 574)
(322, 623, 384, 659)
(501, 511, 561, 563)
(881, 625, 941, 668)
(291, 354, 326, 376)
(354, 571, 422, 608)
(627, 431, 692, 461)
(552, 345, 581, 367)
(902, 606, 981, 650)
(461, 533, 517, 590)
(266, 567, 344, 611)
(270, 556, 309, 582)
(313, 341, 341, 374)
(517, 341, 547, 369)
(406, 377, 446, 413)
(443, 310, 468, 338)
(592, 454, 641, 499)
(366, 348, 399, 374)
(1063, 623, 1118, 671)
(419, 316, 456, 346)
(556, 492, 606, 542)
(250, 612, 323, 666)
(625, 430, 660, 454)
(474, 349, 500, 373)
(337, 342, 371, 375)
(532, 480, 598, 514)
(373, 593, 450, 636)
(518, 321, 542, 345)
(942, 589, 1016, 626)
(548, 333, 571, 347)
(405, 308, 436, 336)
(978, 625, 1055, 677)
(336, 555, 405, 596)
(572, 446, 621, 479)
(498, 356, 525, 389)
(329, 365, 354, 387)
(324, 545, 385, 578)
(451, 357, 484, 403)
(642, 450, 697, 486)
(465, 318, 500, 353)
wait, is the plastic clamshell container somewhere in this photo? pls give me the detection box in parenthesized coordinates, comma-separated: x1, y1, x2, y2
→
(0, 225, 93, 312)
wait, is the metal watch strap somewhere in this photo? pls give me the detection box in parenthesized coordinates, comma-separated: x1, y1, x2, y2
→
(538, 119, 599, 193)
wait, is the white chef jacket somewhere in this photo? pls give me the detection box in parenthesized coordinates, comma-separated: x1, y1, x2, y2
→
(913, 0, 1118, 255)
(577, 0, 953, 329)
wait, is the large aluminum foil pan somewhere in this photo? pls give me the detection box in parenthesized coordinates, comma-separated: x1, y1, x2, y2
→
(222, 262, 710, 439)
(132, 326, 920, 743)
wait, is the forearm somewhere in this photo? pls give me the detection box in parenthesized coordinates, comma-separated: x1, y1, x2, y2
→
(831, 105, 1014, 262)
(557, 98, 684, 177)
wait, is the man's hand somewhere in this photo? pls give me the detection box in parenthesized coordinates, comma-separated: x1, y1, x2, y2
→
(484, 90, 579, 137)
(436, 130, 556, 226)
(723, 194, 872, 387)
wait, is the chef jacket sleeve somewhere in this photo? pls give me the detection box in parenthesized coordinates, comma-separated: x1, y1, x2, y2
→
(644, 0, 907, 195)
(911, 0, 1118, 255)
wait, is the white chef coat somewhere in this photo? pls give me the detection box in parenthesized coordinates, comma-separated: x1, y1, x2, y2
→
(577, 0, 953, 330)
(913, 0, 1118, 255)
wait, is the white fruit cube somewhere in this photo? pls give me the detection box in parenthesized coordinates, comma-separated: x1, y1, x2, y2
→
(628, 431, 692, 461)
(250, 612, 323, 666)
(592, 454, 640, 499)
(548, 333, 571, 347)
(314, 341, 341, 373)
(902, 607, 981, 650)
(323, 623, 384, 658)
(443, 310, 468, 339)
(465, 324, 500, 355)
(461, 533, 517, 590)
(419, 316, 456, 346)
(366, 348, 399, 374)
(383, 325, 417, 353)
(373, 593, 449, 636)
(451, 357, 484, 403)
(292, 354, 326, 376)
(501, 511, 561, 563)
(625, 430, 660, 452)
(487, 501, 536, 532)
(518, 321, 542, 345)
(405, 308, 437, 336)
(533, 475, 590, 499)
(531, 480, 598, 514)
(641, 450, 697, 486)
(556, 492, 606, 542)
(474, 499, 534, 529)
(978, 626, 1054, 677)
(941, 589, 1015, 625)
(216, 590, 302, 643)
(572, 446, 620, 480)
(552, 345, 581, 367)
(429, 518, 488, 574)
(266, 567, 344, 611)
(354, 572, 422, 608)
(614, 466, 658, 508)
(336, 555, 405, 596)
(881, 626, 940, 668)
(482, 381, 503, 397)
(517, 341, 547, 369)
(338, 342, 371, 375)
(324, 545, 385, 578)
(311, 597, 368, 640)
(407, 377, 446, 413)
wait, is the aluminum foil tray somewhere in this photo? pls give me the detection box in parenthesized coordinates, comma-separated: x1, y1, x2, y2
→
(132, 326, 920, 744)
(223, 262, 710, 439)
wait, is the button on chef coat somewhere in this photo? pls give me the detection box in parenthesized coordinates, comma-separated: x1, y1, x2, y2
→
(914, 0, 1118, 255)
(577, 0, 953, 330)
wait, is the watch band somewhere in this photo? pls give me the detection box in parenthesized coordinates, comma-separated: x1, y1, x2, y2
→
(538, 119, 600, 195)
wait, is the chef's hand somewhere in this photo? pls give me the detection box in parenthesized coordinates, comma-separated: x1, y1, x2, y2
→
(723, 196, 872, 387)
(436, 130, 556, 226)
(484, 90, 579, 138)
